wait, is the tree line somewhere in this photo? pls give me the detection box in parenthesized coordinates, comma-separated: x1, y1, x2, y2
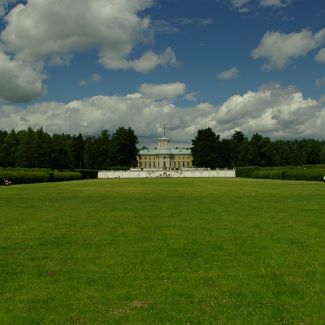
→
(192, 128, 325, 168)
(0, 127, 138, 170)
(1, 126, 324, 170)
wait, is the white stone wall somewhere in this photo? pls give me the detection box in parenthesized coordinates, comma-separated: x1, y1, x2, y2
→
(98, 168, 236, 179)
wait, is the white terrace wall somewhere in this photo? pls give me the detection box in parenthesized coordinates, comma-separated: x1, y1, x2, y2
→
(98, 169, 236, 179)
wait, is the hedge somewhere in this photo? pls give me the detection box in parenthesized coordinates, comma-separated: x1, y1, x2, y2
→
(50, 171, 82, 182)
(0, 167, 51, 172)
(235, 166, 261, 178)
(283, 169, 325, 181)
(0, 170, 49, 184)
(252, 169, 284, 180)
(236, 166, 325, 182)
(0, 170, 83, 185)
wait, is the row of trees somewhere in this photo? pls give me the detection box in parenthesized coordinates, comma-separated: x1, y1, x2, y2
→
(0, 127, 138, 170)
(1, 126, 324, 170)
(192, 128, 325, 168)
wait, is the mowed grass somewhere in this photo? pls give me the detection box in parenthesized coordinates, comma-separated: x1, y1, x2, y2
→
(0, 178, 324, 324)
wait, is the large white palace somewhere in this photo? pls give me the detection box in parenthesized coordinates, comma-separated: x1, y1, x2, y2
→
(99, 135, 236, 178)
(137, 137, 193, 170)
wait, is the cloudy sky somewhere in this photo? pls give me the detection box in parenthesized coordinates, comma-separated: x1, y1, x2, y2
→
(0, 0, 324, 144)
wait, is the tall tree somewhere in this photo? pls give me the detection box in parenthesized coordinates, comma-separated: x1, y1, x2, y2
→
(228, 130, 249, 167)
(320, 143, 325, 164)
(191, 128, 221, 169)
(110, 127, 138, 167)
(15, 127, 52, 168)
(298, 139, 321, 165)
(83, 131, 111, 170)
(96, 130, 111, 169)
(71, 134, 85, 169)
(248, 133, 271, 167)
(51, 134, 74, 170)
(0, 130, 8, 167)
(84, 136, 97, 169)
(15, 128, 36, 168)
(0, 130, 18, 167)
(34, 128, 52, 168)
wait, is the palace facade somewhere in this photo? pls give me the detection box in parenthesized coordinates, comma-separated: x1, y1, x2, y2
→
(137, 137, 193, 170)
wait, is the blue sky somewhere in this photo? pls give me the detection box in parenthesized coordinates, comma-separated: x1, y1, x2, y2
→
(0, 0, 324, 144)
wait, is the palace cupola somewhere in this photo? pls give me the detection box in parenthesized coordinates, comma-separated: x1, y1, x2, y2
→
(158, 137, 170, 149)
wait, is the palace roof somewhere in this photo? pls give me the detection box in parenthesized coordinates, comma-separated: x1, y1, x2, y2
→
(139, 136, 192, 156)
(139, 147, 191, 156)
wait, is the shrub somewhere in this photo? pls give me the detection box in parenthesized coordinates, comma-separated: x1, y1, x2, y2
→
(301, 164, 325, 170)
(0, 169, 84, 185)
(252, 169, 284, 180)
(237, 166, 325, 182)
(283, 169, 325, 181)
(51, 172, 82, 182)
(236, 166, 261, 178)
(0, 170, 49, 184)
(0, 167, 51, 172)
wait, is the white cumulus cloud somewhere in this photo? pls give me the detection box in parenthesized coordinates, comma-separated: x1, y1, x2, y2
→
(217, 67, 239, 80)
(0, 51, 44, 103)
(139, 82, 186, 100)
(214, 85, 319, 137)
(1, 0, 155, 66)
(1, 0, 178, 73)
(130, 47, 178, 73)
(259, 0, 291, 8)
(0, 0, 178, 102)
(252, 29, 325, 70)
(78, 73, 102, 87)
(230, 0, 292, 11)
(184, 91, 199, 102)
(0, 84, 324, 142)
(230, 0, 252, 9)
(229, 0, 292, 13)
(315, 48, 325, 63)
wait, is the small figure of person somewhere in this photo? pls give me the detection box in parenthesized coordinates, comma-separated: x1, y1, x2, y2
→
(3, 178, 12, 186)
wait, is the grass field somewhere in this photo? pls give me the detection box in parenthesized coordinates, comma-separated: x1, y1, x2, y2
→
(0, 178, 324, 324)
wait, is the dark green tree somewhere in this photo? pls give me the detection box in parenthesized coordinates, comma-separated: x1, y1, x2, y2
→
(298, 139, 321, 165)
(0, 130, 18, 167)
(110, 127, 138, 167)
(320, 144, 325, 163)
(191, 128, 221, 169)
(15, 128, 35, 167)
(71, 134, 85, 169)
(218, 138, 231, 168)
(0, 130, 9, 167)
(96, 130, 111, 169)
(51, 134, 74, 169)
(228, 130, 249, 167)
(83, 130, 111, 170)
(34, 128, 52, 168)
(84, 136, 97, 169)
(248, 133, 272, 166)
(0, 130, 7, 147)
(15, 128, 52, 168)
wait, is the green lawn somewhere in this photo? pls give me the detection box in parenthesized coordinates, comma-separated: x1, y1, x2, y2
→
(0, 178, 324, 324)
